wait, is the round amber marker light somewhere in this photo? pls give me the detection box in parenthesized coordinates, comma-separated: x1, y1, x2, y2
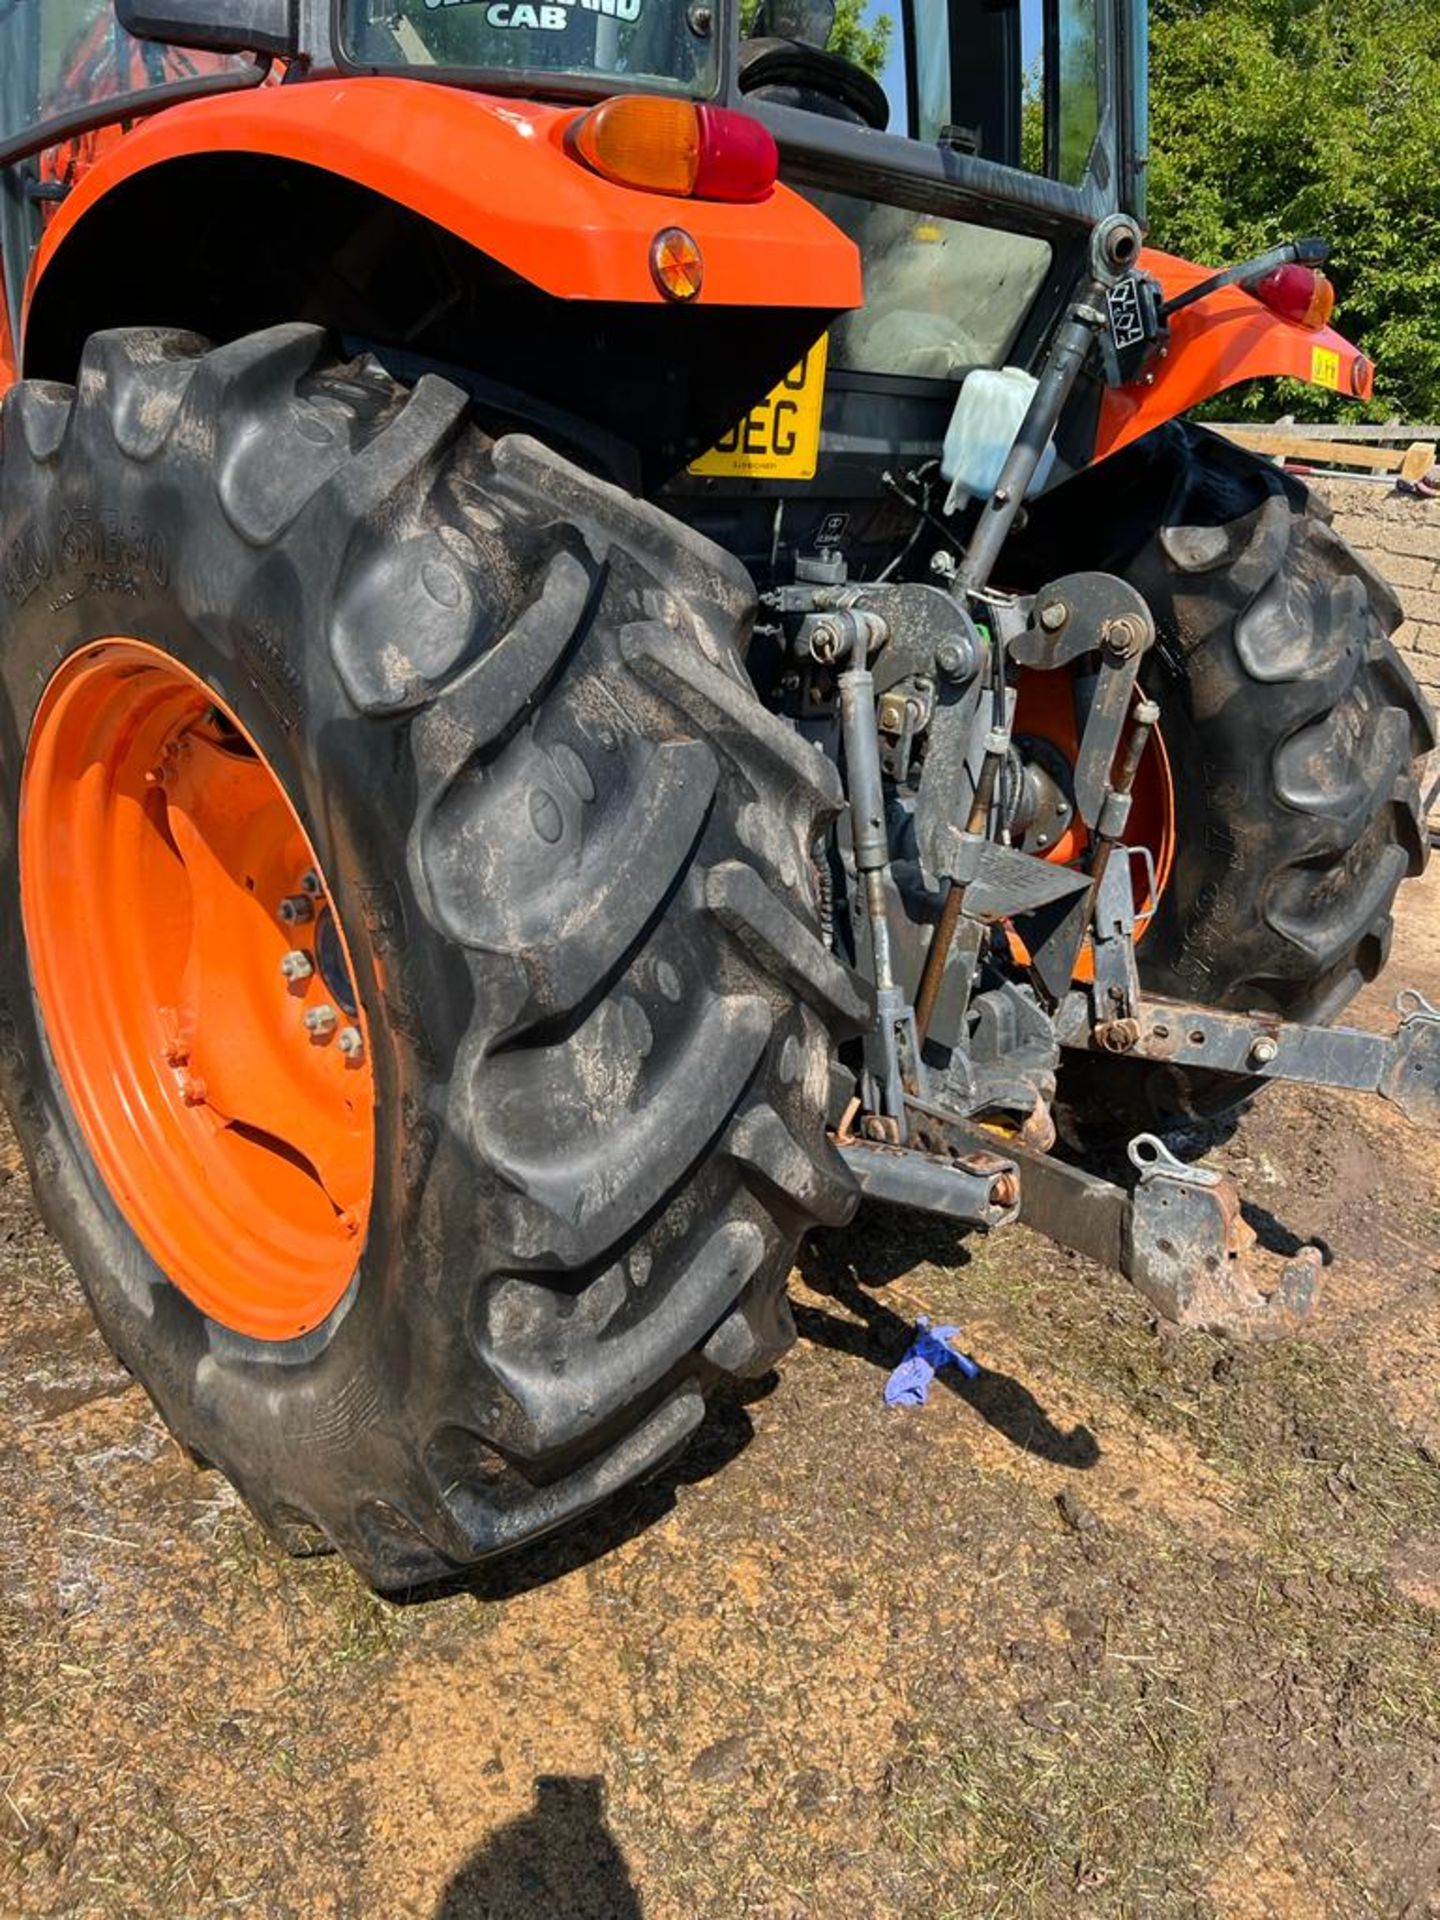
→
(650, 227, 703, 302)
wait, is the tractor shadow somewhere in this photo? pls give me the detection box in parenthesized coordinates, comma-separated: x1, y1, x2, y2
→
(407, 1373, 772, 1607)
(435, 1774, 642, 1920)
(1239, 1201, 1334, 1264)
(401, 1199, 1095, 1610)
(796, 1208, 1100, 1471)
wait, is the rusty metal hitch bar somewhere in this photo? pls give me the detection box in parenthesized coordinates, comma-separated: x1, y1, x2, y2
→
(1056, 988, 1440, 1129)
(902, 1118, 1324, 1340)
(832, 1103, 1319, 1338)
(837, 1138, 1021, 1231)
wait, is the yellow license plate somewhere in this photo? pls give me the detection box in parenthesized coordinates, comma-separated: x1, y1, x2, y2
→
(689, 336, 828, 481)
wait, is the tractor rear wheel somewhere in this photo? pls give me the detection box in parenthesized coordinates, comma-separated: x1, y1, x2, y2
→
(1012, 421, 1434, 1142)
(0, 326, 860, 1592)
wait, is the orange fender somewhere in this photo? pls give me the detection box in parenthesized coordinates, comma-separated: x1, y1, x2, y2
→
(24, 76, 860, 337)
(1095, 247, 1373, 461)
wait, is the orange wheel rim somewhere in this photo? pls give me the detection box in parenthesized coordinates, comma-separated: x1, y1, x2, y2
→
(1008, 665, 1176, 981)
(21, 640, 375, 1340)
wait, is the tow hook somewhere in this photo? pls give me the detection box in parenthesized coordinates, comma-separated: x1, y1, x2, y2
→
(1125, 1135, 1322, 1340)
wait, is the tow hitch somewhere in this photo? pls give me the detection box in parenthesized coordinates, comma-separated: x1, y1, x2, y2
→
(833, 985, 1440, 1337)
(834, 1101, 1327, 1341)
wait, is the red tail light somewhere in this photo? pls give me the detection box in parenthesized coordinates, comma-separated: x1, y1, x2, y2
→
(693, 105, 777, 201)
(1249, 263, 1337, 330)
(568, 97, 777, 203)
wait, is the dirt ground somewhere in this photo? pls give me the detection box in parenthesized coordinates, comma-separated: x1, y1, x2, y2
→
(3, 878, 1440, 1920)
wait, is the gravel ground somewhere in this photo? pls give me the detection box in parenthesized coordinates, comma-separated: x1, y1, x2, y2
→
(3, 872, 1439, 1920)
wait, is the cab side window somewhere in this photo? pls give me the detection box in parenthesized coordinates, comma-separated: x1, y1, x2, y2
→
(886, 0, 1102, 184)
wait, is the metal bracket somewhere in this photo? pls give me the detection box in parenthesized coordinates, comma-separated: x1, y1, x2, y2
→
(1007, 572, 1155, 829)
(1383, 990, 1440, 1125)
(912, 667, 987, 884)
(1126, 1135, 1322, 1338)
(1057, 986, 1440, 1129)
(1087, 844, 1147, 1027)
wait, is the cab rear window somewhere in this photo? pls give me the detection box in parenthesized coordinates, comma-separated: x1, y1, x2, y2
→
(340, 0, 719, 96)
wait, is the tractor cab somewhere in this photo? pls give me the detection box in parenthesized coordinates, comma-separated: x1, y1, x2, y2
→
(2, 0, 1357, 544)
(332, 0, 1144, 578)
(347, 0, 1139, 569)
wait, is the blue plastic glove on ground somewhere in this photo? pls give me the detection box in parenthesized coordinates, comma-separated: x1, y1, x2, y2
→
(883, 1315, 981, 1406)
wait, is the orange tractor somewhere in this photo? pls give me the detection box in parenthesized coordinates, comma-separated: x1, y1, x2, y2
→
(0, 0, 1432, 1590)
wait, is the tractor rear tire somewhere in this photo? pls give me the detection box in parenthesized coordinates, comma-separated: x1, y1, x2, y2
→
(1013, 421, 1434, 1143)
(0, 326, 861, 1592)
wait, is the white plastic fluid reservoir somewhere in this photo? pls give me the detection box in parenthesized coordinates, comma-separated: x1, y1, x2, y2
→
(941, 366, 1057, 514)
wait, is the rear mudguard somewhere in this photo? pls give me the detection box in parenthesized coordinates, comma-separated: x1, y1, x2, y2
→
(22, 77, 860, 330)
(1095, 246, 1373, 462)
(14, 79, 860, 484)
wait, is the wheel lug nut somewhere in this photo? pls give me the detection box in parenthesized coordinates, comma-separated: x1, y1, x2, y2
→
(178, 1074, 207, 1106)
(280, 948, 314, 983)
(278, 894, 315, 926)
(304, 1004, 338, 1037)
(300, 869, 324, 897)
(337, 1025, 364, 1060)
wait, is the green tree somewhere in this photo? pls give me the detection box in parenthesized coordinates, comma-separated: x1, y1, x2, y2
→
(827, 0, 892, 75)
(1146, 0, 1440, 421)
(739, 0, 892, 76)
